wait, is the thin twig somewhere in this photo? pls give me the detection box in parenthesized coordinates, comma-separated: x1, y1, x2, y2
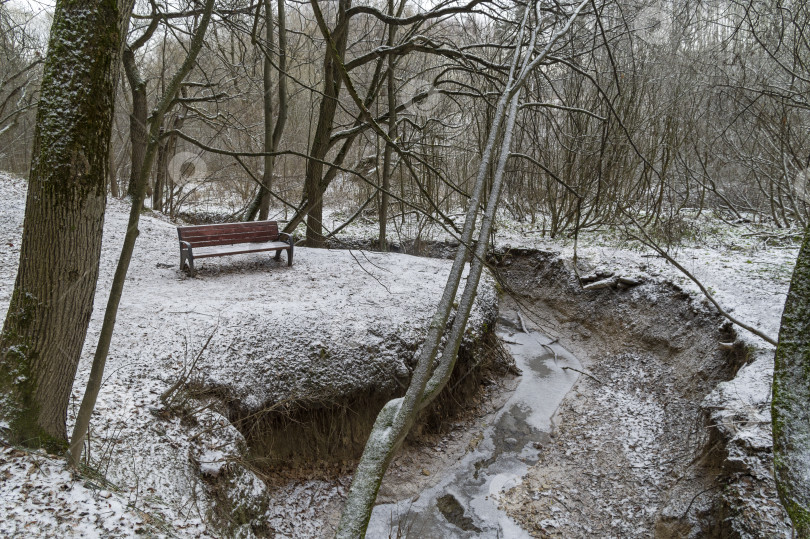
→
(160, 326, 218, 406)
(561, 366, 603, 384)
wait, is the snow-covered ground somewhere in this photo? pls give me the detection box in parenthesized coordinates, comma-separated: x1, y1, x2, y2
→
(0, 174, 494, 537)
(489, 215, 798, 531)
(1, 170, 802, 536)
(324, 207, 797, 343)
(326, 205, 799, 458)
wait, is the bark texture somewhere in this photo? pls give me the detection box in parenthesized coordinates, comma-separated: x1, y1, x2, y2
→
(773, 227, 810, 536)
(124, 47, 147, 199)
(0, 0, 120, 448)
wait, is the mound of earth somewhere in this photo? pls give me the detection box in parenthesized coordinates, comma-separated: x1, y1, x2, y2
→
(0, 174, 498, 535)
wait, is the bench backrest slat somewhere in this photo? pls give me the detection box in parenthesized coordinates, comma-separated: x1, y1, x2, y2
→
(178, 221, 280, 247)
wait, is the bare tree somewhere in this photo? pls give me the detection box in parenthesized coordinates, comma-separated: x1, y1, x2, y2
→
(0, 4, 43, 174)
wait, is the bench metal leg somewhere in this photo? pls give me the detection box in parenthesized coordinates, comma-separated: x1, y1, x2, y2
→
(180, 243, 196, 276)
(287, 245, 293, 266)
(181, 251, 195, 276)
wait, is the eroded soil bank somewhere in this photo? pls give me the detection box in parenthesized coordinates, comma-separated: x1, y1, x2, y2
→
(185, 245, 794, 537)
(491, 250, 791, 537)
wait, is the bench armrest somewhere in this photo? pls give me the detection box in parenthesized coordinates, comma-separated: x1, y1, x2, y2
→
(278, 233, 293, 246)
(179, 240, 192, 250)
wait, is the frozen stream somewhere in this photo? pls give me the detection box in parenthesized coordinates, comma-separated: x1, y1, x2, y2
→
(366, 312, 582, 538)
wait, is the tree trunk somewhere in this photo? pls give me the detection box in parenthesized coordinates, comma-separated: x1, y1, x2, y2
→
(335, 92, 521, 539)
(0, 0, 120, 449)
(153, 127, 166, 211)
(153, 109, 184, 213)
(246, 0, 288, 222)
(773, 227, 810, 535)
(109, 140, 119, 198)
(258, 0, 275, 222)
(378, 0, 396, 251)
(304, 0, 350, 247)
(124, 46, 147, 200)
(333, 1, 591, 532)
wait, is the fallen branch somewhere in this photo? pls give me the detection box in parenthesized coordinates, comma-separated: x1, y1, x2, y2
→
(622, 212, 778, 347)
(517, 311, 529, 333)
(160, 326, 218, 407)
(582, 277, 618, 290)
(561, 366, 604, 384)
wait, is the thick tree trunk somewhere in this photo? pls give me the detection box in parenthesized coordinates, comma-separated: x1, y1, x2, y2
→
(773, 227, 810, 535)
(0, 0, 120, 448)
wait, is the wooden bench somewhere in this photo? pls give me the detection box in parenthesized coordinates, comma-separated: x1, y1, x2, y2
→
(177, 221, 293, 275)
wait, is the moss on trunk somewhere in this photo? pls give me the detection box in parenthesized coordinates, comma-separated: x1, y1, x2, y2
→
(0, 0, 119, 448)
(773, 227, 810, 536)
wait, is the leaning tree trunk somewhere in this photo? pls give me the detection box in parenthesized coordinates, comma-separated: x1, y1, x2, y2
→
(335, 91, 522, 539)
(332, 0, 591, 532)
(67, 0, 216, 467)
(773, 227, 810, 535)
(0, 0, 120, 449)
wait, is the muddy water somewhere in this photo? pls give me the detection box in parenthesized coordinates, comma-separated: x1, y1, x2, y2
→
(366, 311, 582, 538)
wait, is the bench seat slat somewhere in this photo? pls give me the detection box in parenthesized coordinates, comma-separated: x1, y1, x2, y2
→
(183, 233, 277, 246)
(180, 227, 278, 238)
(177, 221, 279, 230)
(193, 241, 291, 258)
(181, 227, 275, 235)
(178, 223, 278, 235)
